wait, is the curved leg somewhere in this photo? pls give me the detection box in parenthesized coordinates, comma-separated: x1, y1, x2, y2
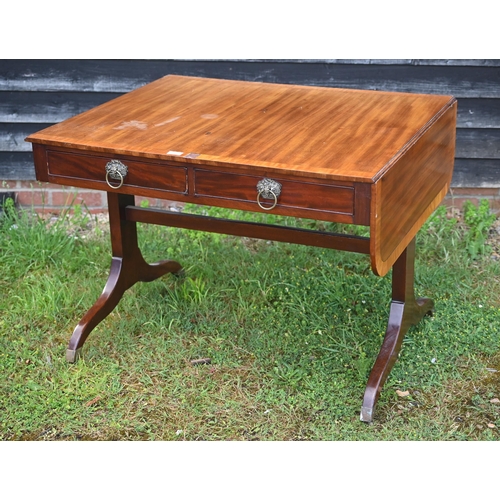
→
(66, 193, 182, 362)
(360, 238, 433, 422)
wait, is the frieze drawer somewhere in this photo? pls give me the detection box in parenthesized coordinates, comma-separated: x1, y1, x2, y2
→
(46, 150, 188, 194)
(193, 168, 355, 219)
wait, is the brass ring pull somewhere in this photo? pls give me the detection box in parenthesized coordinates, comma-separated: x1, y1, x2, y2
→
(256, 178, 282, 211)
(105, 169, 124, 189)
(257, 189, 278, 210)
(105, 160, 128, 189)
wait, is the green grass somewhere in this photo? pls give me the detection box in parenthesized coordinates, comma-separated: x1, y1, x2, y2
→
(1, 199, 499, 441)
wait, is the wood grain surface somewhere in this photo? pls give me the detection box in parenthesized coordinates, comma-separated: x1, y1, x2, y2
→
(27, 75, 455, 183)
(371, 101, 457, 276)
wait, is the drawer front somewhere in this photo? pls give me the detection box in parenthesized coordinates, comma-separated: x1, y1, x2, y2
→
(47, 150, 188, 194)
(194, 169, 355, 217)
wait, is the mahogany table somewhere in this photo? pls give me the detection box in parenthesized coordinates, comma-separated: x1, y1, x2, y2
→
(26, 75, 457, 422)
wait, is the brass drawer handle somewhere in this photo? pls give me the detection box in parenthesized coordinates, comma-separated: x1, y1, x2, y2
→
(105, 160, 128, 189)
(256, 178, 282, 210)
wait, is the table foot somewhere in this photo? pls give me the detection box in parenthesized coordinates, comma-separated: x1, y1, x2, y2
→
(360, 238, 433, 422)
(66, 193, 182, 362)
(66, 348, 82, 363)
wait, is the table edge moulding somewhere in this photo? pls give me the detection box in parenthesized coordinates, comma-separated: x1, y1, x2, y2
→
(26, 75, 458, 422)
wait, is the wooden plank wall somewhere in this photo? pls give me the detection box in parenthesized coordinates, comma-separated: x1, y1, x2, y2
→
(1, 59, 499, 209)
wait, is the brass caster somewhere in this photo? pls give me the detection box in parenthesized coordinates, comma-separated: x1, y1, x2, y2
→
(66, 348, 82, 363)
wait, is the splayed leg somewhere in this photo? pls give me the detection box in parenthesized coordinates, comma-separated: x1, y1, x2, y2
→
(66, 193, 182, 362)
(360, 238, 433, 422)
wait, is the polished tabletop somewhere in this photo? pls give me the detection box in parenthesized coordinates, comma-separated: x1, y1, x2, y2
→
(27, 75, 455, 183)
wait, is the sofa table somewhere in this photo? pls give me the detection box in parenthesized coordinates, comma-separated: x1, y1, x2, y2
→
(26, 75, 457, 422)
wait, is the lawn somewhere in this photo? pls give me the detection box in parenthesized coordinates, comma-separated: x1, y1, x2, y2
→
(1, 198, 499, 441)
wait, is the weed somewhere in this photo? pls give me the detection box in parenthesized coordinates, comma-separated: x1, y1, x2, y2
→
(462, 200, 497, 258)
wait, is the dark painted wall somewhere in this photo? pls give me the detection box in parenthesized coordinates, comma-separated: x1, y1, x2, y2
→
(1, 59, 499, 187)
